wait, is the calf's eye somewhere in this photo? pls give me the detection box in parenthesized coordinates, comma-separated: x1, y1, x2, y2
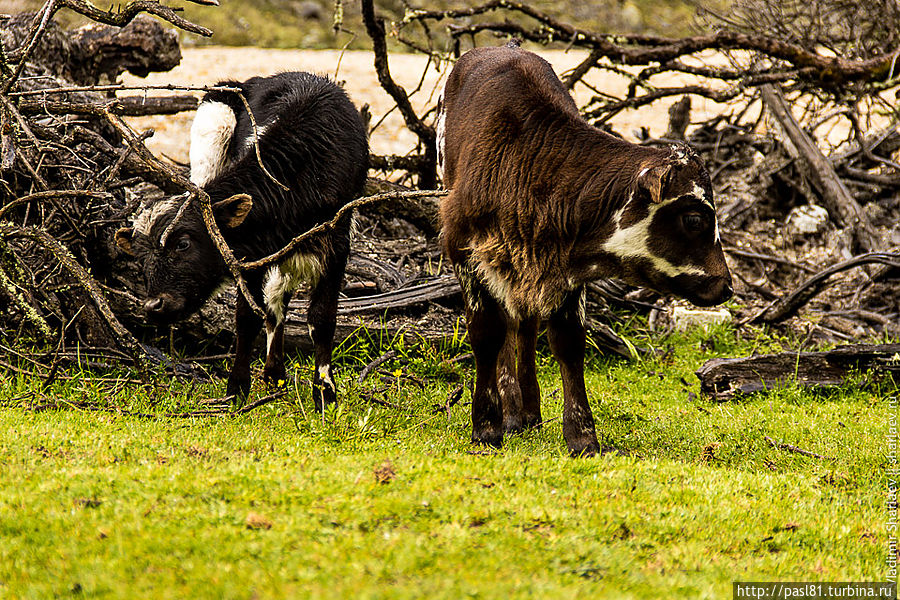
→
(682, 212, 706, 233)
(175, 238, 191, 252)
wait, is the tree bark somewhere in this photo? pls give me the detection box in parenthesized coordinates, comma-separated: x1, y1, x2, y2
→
(696, 343, 900, 400)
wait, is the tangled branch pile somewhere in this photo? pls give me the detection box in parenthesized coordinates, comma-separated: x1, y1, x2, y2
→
(0, 0, 897, 388)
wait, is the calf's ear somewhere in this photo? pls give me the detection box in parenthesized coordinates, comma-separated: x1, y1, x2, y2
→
(115, 227, 135, 256)
(213, 193, 253, 228)
(638, 163, 672, 204)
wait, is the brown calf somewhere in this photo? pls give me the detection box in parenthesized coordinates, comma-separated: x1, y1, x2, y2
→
(438, 43, 733, 456)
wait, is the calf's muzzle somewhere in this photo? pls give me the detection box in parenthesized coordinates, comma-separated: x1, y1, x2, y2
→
(679, 272, 733, 307)
(142, 293, 185, 322)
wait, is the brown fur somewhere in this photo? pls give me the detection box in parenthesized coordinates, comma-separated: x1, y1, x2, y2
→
(439, 44, 732, 455)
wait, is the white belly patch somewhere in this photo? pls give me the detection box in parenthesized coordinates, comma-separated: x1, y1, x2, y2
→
(262, 252, 324, 322)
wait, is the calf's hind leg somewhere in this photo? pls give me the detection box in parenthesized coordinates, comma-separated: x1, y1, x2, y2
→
(497, 318, 525, 434)
(307, 250, 348, 411)
(516, 316, 542, 429)
(263, 291, 293, 387)
(498, 316, 542, 432)
(227, 291, 264, 402)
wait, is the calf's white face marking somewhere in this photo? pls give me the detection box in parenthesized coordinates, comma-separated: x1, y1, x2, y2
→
(601, 198, 706, 278)
(690, 183, 710, 205)
(132, 198, 183, 239)
(671, 145, 691, 165)
(190, 101, 237, 187)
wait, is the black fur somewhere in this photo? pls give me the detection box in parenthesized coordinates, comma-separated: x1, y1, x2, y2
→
(123, 72, 369, 404)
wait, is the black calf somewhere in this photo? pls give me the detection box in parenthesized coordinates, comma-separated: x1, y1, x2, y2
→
(116, 71, 369, 406)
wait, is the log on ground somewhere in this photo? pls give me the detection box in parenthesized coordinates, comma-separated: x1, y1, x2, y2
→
(696, 344, 900, 400)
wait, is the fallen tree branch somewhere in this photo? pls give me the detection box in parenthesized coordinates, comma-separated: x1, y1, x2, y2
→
(0, 222, 145, 358)
(409, 1, 900, 87)
(750, 252, 900, 324)
(696, 343, 900, 400)
(1, 0, 59, 94)
(56, 0, 212, 38)
(0, 236, 53, 340)
(10, 83, 241, 98)
(17, 95, 200, 117)
(760, 84, 880, 252)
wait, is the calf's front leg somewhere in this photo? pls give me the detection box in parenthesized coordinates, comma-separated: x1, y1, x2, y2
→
(548, 287, 600, 457)
(227, 291, 264, 402)
(263, 291, 293, 387)
(456, 265, 506, 448)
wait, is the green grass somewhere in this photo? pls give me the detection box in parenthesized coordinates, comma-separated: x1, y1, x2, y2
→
(0, 323, 895, 598)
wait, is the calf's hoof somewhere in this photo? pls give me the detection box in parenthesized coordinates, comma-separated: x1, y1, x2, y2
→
(226, 377, 251, 408)
(567, 436, 602, 458)
(263, 364, 287, 388)
(472, 427, 503, 449)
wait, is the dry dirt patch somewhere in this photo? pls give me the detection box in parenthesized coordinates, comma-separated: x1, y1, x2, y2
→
(123, 47, 727, 163)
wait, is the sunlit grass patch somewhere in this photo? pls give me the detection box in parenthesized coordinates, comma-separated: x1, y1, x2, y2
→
(0, 322, 893, 598)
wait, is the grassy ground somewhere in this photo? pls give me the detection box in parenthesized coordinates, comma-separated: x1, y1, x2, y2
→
(0, 321, 894, 598)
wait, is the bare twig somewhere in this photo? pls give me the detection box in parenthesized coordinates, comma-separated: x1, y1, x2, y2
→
(56, 0, 212, 37)
(431, 382, 464, 415)
(240, 189, 448, 271)
(765, 436, 830, 460)
(1, 0, 58, 94)
(357, 349, 397, 384)
(361, 0, 437, 188)
(725, 247, 817, 273)
(235, 390, 287, 415)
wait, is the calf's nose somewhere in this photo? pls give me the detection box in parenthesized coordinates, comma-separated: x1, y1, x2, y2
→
(688, 274, 733, 307)
(721, 279, 734, 301)
(706, 275, 733, 306)
(144, 297, 165, 314)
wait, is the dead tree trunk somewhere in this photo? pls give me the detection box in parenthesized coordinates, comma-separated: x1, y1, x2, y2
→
(760, 84, 880, 252)
(696, 344, 900, 400)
